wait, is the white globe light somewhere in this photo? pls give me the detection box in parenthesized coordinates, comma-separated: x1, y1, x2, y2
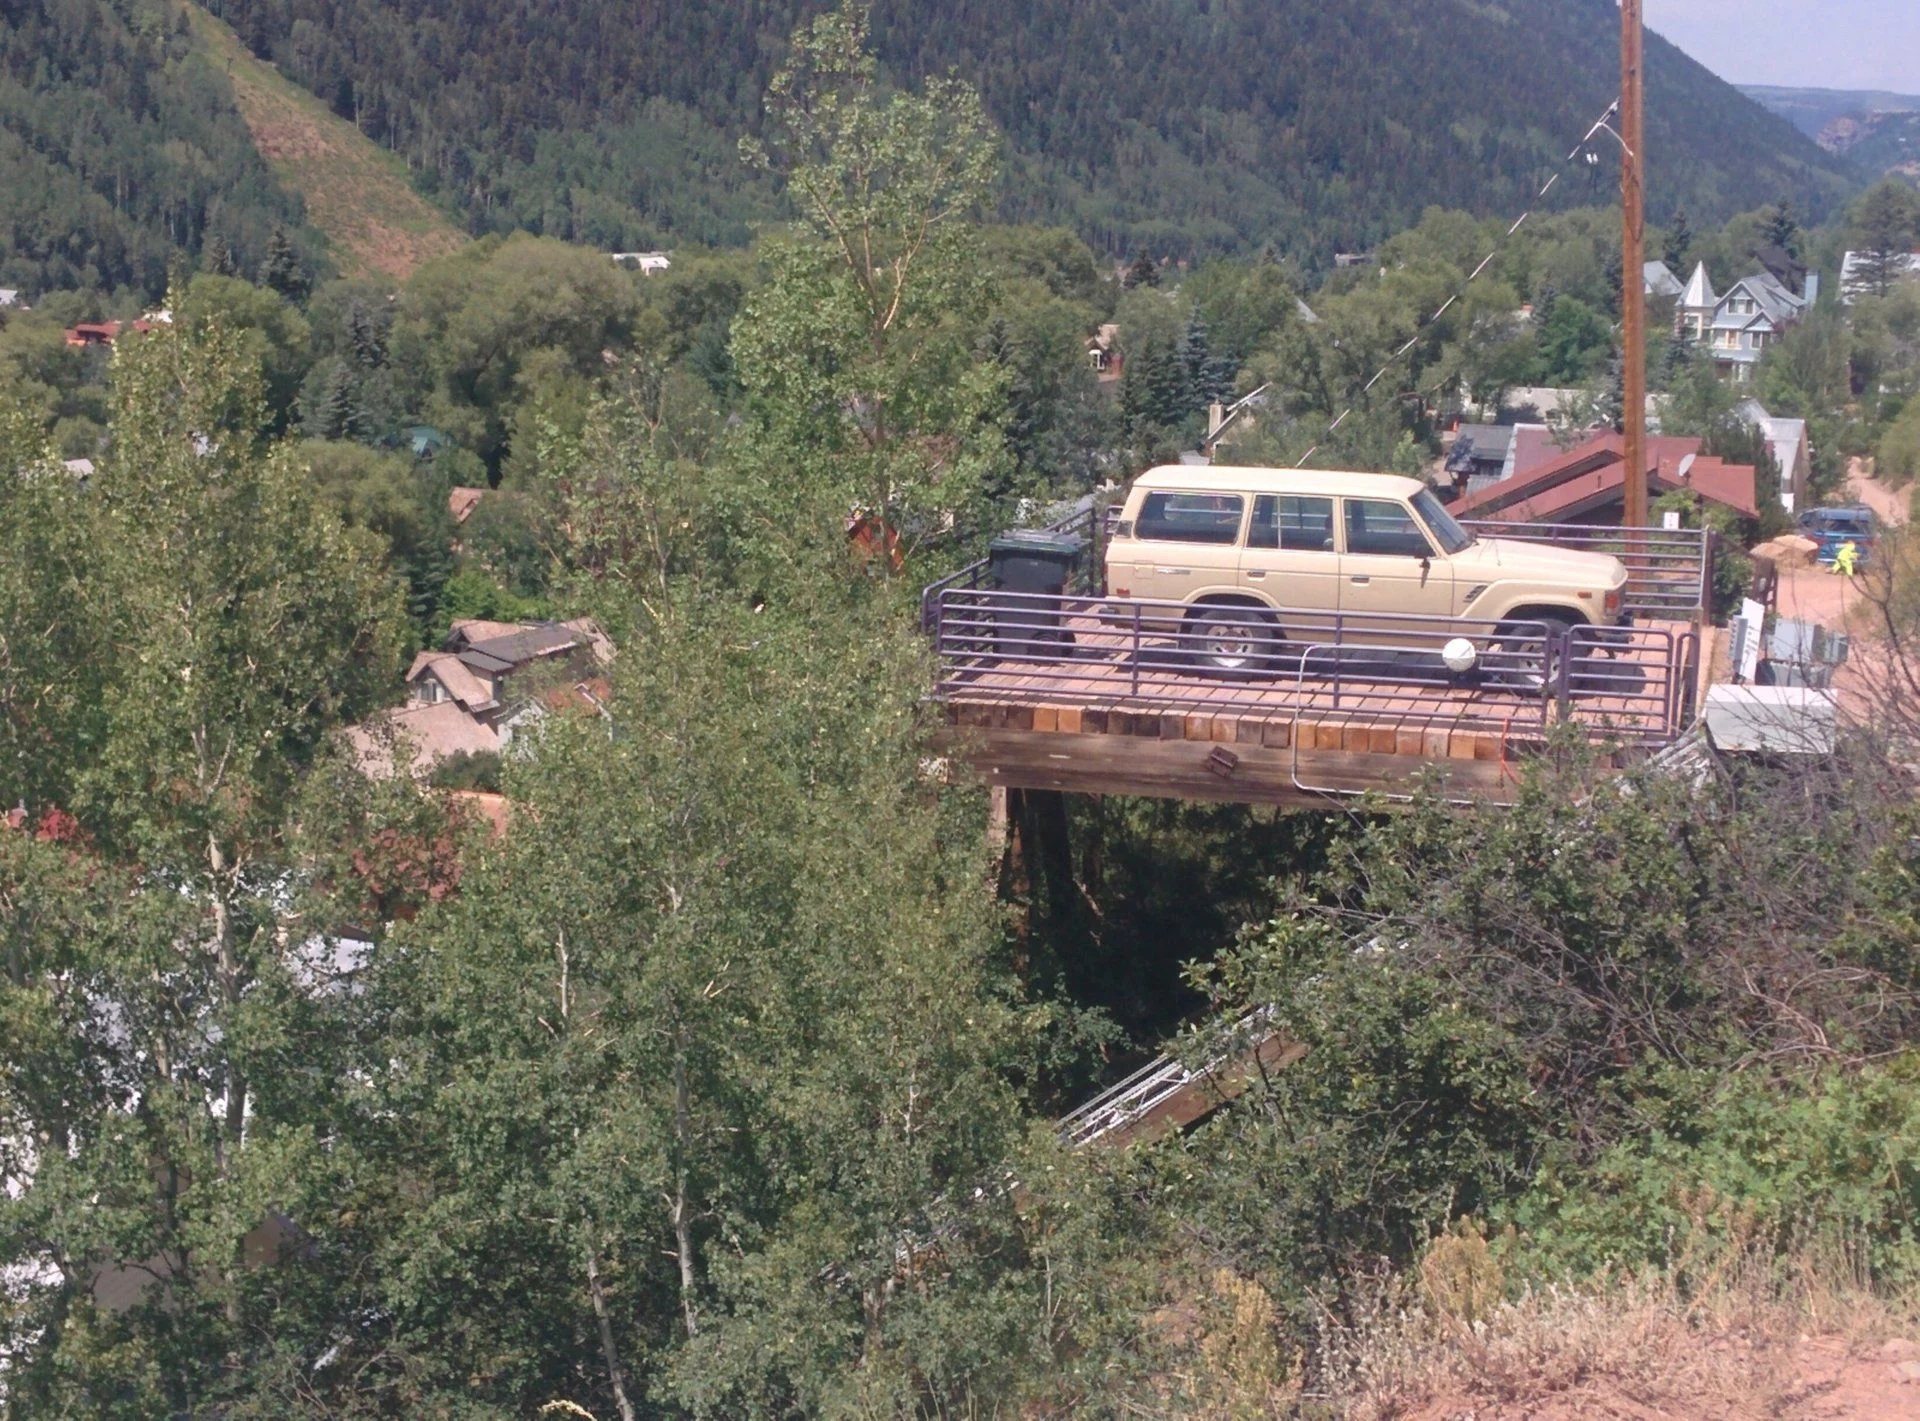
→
(1442, 637, 1478, 673)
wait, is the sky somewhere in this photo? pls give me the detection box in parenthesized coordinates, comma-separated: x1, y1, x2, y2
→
(1644, 0, 1920, 94)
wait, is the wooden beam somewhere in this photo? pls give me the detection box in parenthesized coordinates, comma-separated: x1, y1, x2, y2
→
(935, 725, 1527, 808)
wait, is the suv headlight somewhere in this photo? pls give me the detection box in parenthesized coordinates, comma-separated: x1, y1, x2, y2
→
(1603, 586, 1624, 619)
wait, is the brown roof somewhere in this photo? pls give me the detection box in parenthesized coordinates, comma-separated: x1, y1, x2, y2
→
(347, 701, 500, 780)
(446, 618, 531, 646)
(1457, 431, 1757, 523)
(405, 651, 498, 712)
(448, 487, 487, 524)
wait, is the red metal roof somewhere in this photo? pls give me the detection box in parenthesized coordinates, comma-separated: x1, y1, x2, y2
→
(1456, 430, 1757, 523)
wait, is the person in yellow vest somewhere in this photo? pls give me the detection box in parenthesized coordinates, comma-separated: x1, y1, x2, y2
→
(1832, 539, 1859, 577)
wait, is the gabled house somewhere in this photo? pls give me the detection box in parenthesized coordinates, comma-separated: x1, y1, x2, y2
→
(1086, 323, 1122, 379)
(349, 617, 614, 778)
(1454, 431, 1758, 527)
(1734, 398, 1811, 511)
(610, 251, 672, 275)
(1675, 261, 1818, 383)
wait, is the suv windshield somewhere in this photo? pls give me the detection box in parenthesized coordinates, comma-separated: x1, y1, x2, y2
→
(1411, 487, 1473, 555)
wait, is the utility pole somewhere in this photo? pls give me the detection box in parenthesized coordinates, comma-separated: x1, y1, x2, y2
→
(1620, 0, 1648, 528)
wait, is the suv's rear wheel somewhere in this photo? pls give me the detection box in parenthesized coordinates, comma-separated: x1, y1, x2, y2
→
(1185, 604, 1279, 674)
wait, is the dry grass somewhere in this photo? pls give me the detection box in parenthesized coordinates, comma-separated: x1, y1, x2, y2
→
(182, 3, 467, 280)
(1313, 1233, 1920, 1421)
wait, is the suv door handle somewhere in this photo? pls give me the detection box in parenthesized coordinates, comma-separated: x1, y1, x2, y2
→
(1349, 575, 1371, 585)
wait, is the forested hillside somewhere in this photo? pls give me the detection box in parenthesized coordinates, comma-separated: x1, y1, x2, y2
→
(0, 0, 319, 300)
(200, 0, 1854, 261)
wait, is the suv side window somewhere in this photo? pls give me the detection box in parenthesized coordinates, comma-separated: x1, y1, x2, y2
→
(1135, 492, 1245, 544)
(1343, 498, 1433, 557)
(1248, 494, 1336, 551)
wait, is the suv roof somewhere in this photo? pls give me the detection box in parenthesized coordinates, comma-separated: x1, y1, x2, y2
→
(1802, 505, 1873, 526)
(1130, 465, 1429, 500)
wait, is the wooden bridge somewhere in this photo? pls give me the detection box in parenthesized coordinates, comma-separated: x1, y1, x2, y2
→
(925, 512, 1710, 809)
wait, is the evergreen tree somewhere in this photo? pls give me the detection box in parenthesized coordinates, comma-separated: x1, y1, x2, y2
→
(1599, 344, 1625, 434)
(981, 316, 1040, 475)
(1123, 252, 1159, 290)
(1850, 180, 1920, 299)
(346, 298, 386, 368)
(260, 225, 308, 302)
(202, 233, 236, 277)
(1761, 200, 1800, 259)
(314, 359, 365, 441)
(1144, 336, 1190, 428)
(1662, 208, 1693, 271)
(1119, 341, 1153, 436)
(1658, 327, 1695, 389)
(1178, 309, 1233, 409)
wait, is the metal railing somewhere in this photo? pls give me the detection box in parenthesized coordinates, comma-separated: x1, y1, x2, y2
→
(918, 498, 1107, 634)
(931, 587, 1696, 744)
(1057, 1009, 1284, 1150)
(923, 508, 1712, 631)
(1459, 520, 1714, 622)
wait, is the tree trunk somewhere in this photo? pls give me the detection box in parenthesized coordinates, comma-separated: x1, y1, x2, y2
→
(671, 1030, 699, 1339)
(208, 832, 246, 1328)
(586, 1240, 638, 1421)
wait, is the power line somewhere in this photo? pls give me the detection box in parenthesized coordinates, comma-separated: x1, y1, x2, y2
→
(1292, 100, 1622, 469)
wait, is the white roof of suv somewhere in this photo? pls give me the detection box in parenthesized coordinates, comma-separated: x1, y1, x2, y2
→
(1129, 465, 1429, 500)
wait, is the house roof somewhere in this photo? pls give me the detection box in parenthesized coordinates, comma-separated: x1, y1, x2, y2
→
(347, 701, 501, 779)
(445, 618, 528, 645)
(1455, 431, 1757, 522)
(1644, 261, 1684, 299)
(461, 623, 581, 667)
(1681, 261, 1717, 310)
(1508, 425, 1562, 479)
(406, 651, 498, 712)
(1734, 399, 1808, 480)
(1718, 272, 1805, 330)
(1453, 424, 1516, 458)
(448, 487, 486, 524)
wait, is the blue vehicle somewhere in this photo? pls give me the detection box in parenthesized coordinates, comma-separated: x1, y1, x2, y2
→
(1798, 504, 1875, 566)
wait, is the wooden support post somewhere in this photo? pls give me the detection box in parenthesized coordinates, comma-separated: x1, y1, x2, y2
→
(1620, 0, 1648, 530)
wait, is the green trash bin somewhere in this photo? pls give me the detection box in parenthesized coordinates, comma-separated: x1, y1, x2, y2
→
(988, 530, 1085, 658)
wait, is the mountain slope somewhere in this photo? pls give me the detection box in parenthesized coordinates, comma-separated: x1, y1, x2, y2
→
(183, 5, 465, 280)
(1741, 84, 1920, 185)
(201, 0, 1856, 262)
(0, 0, 311, 300)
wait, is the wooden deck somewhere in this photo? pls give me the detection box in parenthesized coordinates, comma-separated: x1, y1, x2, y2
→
(933, 610, 1701, 808)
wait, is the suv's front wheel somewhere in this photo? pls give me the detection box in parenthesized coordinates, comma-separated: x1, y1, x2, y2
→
(1185, 604, 1279, 675)
(1494, 615, 1576, 691)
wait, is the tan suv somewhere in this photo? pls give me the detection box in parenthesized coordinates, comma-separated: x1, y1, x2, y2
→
(1105, 466, 1629, 673)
